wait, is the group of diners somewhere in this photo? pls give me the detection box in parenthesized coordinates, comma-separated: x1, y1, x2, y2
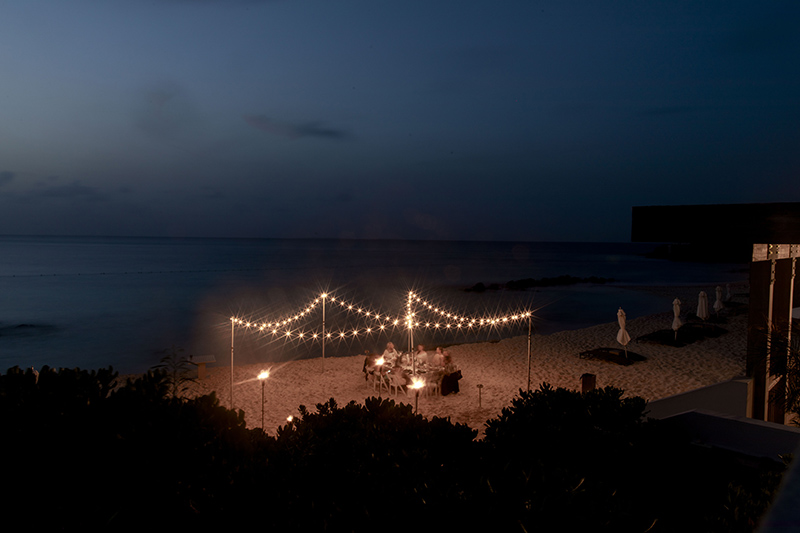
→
(362, 342, 461, 396)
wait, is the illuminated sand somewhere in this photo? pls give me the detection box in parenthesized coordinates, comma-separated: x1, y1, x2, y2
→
(189, 300, 748, 437)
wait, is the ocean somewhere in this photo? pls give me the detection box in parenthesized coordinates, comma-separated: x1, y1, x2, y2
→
(0, 236, 747, 374)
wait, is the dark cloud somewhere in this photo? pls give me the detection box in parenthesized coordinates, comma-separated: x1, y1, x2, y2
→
(133, 81, 197, 137)
(242, 114, 349, 140)
(31, 180, 105, 202)
(0, 171, 14, 186)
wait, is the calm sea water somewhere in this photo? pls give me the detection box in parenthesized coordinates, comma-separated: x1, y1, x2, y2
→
(0, 236, 747, 374)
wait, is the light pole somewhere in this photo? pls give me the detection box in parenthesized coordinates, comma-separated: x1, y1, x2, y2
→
(321, 293, 327, 373)
(230, 317, 235, 409)
(526, 312, 532, 392)
(258, 370, 270, 431)
(407, 291, 415, 374)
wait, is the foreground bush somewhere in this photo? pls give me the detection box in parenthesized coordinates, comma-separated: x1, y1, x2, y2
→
(0, 367, 786, 531)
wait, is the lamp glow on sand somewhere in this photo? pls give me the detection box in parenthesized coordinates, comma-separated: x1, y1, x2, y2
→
(410, 377, 425, 414)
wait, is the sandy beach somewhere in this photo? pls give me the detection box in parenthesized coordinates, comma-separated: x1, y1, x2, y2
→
(186, 284, 750, 437)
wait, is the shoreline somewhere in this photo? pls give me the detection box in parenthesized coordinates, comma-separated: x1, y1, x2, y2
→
(184, 284, 750, 437)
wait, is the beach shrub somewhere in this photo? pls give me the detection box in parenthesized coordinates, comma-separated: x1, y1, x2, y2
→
(0, 365, 261, 529)
(0, 366, 785, 531)
(481, 384, 659, 531)
(263, 396, 479, 531)
(151, 345, 197, 399)
(480, 384, 787, 532)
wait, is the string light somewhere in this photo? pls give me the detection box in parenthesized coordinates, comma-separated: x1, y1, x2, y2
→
(230, 290, 532, 344)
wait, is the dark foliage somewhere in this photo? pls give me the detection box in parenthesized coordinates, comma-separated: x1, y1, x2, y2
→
(263, 397, 479, 531)
(0, 369, 786, 532)
(151, 345, 197, 399)
(481, 385, 787, 533)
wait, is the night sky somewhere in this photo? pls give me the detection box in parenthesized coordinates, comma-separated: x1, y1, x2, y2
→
(1, 1, 798, 242)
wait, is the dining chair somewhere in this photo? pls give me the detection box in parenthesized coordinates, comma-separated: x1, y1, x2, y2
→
(389, 373, 409, 397)
(426, 373, 442, 396)
(372, 370, 390, 395)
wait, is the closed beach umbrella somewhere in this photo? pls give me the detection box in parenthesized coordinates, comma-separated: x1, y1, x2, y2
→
(726, 284, 732, 302)
(714, 286, 724, 315)
(672, 298, 682, 340)
(697, 291, 709, 321)
(616, 307, 631, 357)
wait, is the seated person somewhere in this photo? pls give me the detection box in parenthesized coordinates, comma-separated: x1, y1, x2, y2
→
(362, 351, 378, 380)
(382, 342, 400, 363)
(389, 362, 412, 388)
(430, 347, 445, 368)
(415, 344, 428, 367)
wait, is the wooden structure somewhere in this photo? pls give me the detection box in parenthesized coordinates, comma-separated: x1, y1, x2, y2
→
(632, 203, 800, 424)
(191, 354, 216, 380)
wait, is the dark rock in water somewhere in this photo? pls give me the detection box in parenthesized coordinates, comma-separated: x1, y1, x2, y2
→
(0, 323, 58, 338)
(466, 275, 615, 292)
(505, 275, 615, 290)
(465, 282, 486, 293)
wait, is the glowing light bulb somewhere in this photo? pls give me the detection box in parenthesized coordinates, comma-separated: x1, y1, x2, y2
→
(258, 370, 270, 380)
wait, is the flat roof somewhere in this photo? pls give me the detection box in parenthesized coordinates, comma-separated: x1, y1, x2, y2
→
(631, 203, 800, 244)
